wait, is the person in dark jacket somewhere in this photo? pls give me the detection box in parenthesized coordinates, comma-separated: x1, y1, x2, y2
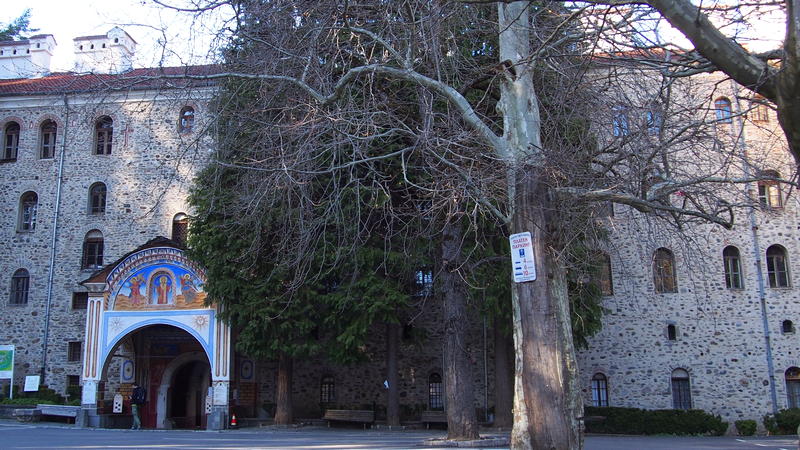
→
(130, 383, 146, 430)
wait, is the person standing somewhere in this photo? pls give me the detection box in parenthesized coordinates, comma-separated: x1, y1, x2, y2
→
(130, 383, 146, 430)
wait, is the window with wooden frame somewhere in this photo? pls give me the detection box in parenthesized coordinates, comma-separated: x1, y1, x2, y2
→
(67, 341, 82, 362)
(751, 95, 770, 122)
(723, 246, 744, 289)
(671, 369, 692, 410)
(3, 121, 20, 161)
(39, 120, 56, 159)
(82, 230, 104, 270)
(94, 116, 113, 155)
(320, 375, 335, 404)
(766, 244, 790, 288)
(757, 170, 782, 209)
(71, 292, 88, 310)
(88, 182, 107, 214)
(18, 192, 38, 232)
(653, 248, 677, 293)
(9, 269, 29, 305)
(591, 373, 609, 407)
(714, 97, 732, 123)
(787, 367, 800, 408)
(428, 373, 443, 410)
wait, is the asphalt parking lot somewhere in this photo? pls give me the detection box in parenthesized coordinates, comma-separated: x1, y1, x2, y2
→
(1, 419, 798, 449)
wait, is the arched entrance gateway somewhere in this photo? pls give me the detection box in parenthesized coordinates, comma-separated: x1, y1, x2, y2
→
(78, 238, 231, 430)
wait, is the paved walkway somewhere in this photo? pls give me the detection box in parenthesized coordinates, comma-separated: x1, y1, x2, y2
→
(0, 419, 798, 449)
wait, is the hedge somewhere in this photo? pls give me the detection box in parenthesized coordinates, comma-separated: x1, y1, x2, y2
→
(735, 419, 757, 436)
(763, 408, 800, 435)
(584, 406, 728, 436)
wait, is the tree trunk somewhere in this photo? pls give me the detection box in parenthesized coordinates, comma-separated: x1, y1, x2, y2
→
(508, 176, 583, 450)
(777, 0, 800, 165)
(386, 322, 401, 426)
(493, 318, 514, 429)
(440, 219, 480, 441)
(497, 3, 583, 448)
(274, 352, 293, 425)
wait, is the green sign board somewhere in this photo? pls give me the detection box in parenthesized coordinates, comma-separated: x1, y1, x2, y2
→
(0, 345, 14, 380)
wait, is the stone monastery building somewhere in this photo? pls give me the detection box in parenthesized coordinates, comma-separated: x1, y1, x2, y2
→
(0, 28, 796, 430)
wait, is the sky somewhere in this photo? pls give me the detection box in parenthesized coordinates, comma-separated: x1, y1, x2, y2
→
(1, 1, 785, 72)
(1, 0, 233, 71)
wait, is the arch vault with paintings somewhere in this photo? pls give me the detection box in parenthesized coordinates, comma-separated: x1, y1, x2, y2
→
(79, 238, 231, 430)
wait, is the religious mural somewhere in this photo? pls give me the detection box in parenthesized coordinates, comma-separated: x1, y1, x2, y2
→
(108, 247, 208, 311)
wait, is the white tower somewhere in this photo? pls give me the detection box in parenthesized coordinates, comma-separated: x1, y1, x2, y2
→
(73, 27, 137, 74)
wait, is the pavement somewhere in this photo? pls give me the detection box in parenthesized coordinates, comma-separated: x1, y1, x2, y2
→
(0, 418, 799, 449)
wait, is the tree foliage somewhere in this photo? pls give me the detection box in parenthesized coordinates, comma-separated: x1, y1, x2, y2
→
(0, 9, 36, 41)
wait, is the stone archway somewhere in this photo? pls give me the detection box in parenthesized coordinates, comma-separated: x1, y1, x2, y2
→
(78, 240, 231, 430)
(157, 351, 210, 429)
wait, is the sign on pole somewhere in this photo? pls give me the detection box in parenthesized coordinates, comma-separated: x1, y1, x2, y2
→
(510, 232, 537, 283)
(0, 345, 13, 399)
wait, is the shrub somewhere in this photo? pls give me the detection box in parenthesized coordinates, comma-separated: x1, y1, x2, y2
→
(584, 406, 728, 436)
(0, 397, 57, 405)
(735, 419, 757, 436)
(763, 413, 779, 435)
(763, 409, 800, 435)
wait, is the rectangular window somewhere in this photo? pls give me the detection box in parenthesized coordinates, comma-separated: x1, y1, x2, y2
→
(10, 274, 29, 305)
(767, 255, 790, 288)
(67, 341, 82, 362)
(41, 131, 55, 159)
(67, 375, 80, 386)
(414, 270, 433, 297)
(671, 379, 691, 410)
(789, 381, 800, 408)
(72, 292, 88, 310)
(724, 256, 743, 289)
(591, 378, 608, 407)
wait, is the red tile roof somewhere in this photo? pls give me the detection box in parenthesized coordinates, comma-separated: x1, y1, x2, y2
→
(0, 65, 223, 96)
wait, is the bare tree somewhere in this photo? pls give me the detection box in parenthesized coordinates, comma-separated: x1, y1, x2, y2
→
(149, 1, 788, 447)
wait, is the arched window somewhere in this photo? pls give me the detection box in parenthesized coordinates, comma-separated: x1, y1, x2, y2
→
(782, 320, 795, 334)
(597, 252, 613, 296)
(757, 170, 782, 209)
(671, 368, 691, 410)
(94, 116, 113, 155)
(179, 106, 195, 132)
(18, 192, 38, 231)
(428, 373, 443, 410)
(39, 119, 56, 159)
(653, 248, 677, 293)
(89, 183, 107, 214)
(723, 246, 743, 289)
(714, 97, 732, 123)
(3, 121, 20, 161)
(320, 375, 335, 404)
(9, 269, 29, 305)
(751, 95, 770, 122)
(82, 230, 104, 270)
(172, 213, 189, 246)
(612, 107, 629, 137)
(591, 373, 608, 407)
(766, 245, 790, 288)
(786, 367, 800, 408)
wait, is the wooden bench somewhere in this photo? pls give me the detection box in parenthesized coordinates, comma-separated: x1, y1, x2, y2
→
(323, 409, 374, 429)
(420, 410, 447, 429)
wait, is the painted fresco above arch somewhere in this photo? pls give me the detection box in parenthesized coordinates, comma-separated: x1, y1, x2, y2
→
(106, 246, 210, 311)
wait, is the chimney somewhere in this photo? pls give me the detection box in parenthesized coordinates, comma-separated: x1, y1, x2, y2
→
(0, 34, 56, 79)
(73, 27, 137, 74)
